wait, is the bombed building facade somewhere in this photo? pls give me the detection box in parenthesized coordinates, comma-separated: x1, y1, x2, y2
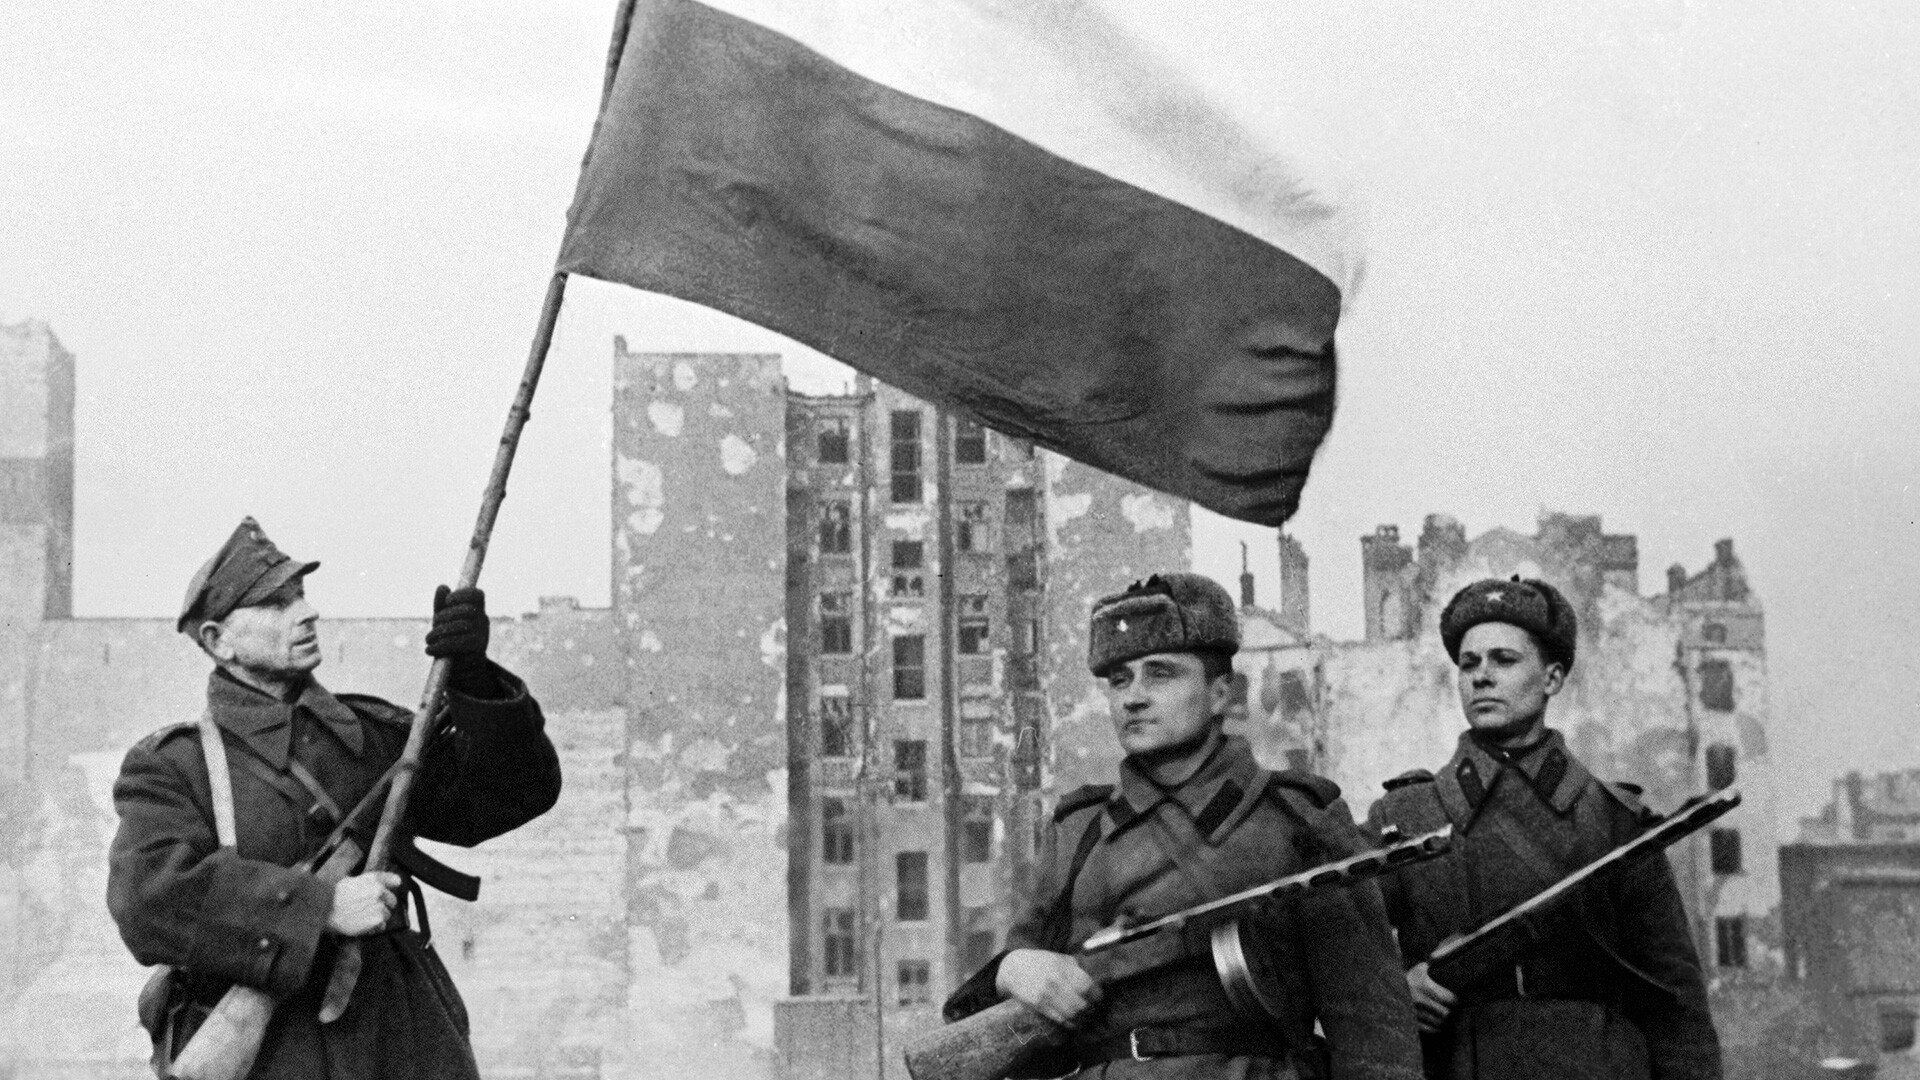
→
(1778, 773, 1920, 1078)
(0, 320, 1820, 1078)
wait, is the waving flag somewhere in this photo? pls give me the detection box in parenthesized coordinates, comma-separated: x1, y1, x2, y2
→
(559, 0, 1358, 525)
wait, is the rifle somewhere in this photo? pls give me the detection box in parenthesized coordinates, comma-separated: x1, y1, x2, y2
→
(902, 825, 1454, 1080)
(158, 740, 482, 1080)
(1425, 787, 1741, 992)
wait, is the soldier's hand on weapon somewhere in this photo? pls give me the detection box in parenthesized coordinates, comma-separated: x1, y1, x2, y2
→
(1406, 960, 1459, 1033)
(996, 949, 1103, 1028)
(328, 872, 403, 937)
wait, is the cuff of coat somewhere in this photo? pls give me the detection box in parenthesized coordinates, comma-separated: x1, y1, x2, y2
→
(189, 853, 334, 996)
(444, 661, 529, 707)
(942, 950, 1010, 1022)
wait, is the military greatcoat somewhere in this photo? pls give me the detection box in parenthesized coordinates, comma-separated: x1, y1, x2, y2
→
(946, 732, 1423, 1080)
(1365, 729, 1720, 1080)
(107, 664, 562, 1080)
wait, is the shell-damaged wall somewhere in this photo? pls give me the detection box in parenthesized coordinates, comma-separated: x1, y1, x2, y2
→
(611, 345, 789, 1079)
(1040, 453, 1193, 794)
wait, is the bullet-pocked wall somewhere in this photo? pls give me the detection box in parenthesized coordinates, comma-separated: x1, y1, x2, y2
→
(611, 344, 790, 1077)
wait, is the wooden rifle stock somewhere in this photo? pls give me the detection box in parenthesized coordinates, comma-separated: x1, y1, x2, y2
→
(902, 825, 1453, 1080)
(904, 1000, 1066, 1080)
(163, 836, 364, 1080)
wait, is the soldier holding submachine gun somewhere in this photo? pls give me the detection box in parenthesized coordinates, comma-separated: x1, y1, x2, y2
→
(909, 573, 1728, 1080)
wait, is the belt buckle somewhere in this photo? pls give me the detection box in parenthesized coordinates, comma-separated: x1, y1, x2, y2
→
(1129, 1029, 1152, 1061)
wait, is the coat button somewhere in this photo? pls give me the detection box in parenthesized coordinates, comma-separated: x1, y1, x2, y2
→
(257, 937, 273, 951)
(275, 889, 292, 904)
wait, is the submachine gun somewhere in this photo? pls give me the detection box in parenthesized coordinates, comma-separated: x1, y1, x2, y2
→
(903, 825, 1454, 1080)
(1423, 786, 1742, 993)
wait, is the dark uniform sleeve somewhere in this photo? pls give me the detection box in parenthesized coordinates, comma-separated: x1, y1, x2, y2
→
(1604, 851, 1723, 1080)
(1293, 796, 1425, 1080)
(943, 802, 1081, 1023)
(408, 662, 563, 848)
(106, 735, 335, 996)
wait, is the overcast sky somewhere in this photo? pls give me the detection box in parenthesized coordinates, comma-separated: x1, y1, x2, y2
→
(5, 0, 1915, 831)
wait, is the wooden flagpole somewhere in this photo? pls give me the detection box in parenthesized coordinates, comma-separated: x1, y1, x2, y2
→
(316, 269, 570, 1024)
(167, 0, 640, 1070)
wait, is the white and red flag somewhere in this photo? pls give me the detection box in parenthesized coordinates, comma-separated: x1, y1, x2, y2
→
(559, 0, 1358, 525)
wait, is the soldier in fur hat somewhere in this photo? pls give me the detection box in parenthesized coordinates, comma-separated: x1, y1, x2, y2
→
(1366, 577, 1720, 1080)
(945, 572, 1422, 1079)
(106, 518, 563, 1079)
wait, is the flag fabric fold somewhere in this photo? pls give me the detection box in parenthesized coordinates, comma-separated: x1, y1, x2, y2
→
(559, 0, 1348, 525)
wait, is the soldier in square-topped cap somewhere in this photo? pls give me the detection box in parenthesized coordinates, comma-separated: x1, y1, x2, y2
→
(944, 572, 1422, 1080)
(107, 518, 563, 1079)
(1365, 576, 1720, 1080)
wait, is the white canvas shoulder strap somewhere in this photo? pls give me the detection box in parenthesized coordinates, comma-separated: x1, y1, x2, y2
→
(195, 711, 239, 849)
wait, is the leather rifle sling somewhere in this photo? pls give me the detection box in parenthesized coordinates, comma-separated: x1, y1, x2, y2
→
(1137, 771, 1287, 1021)
(197, 712, 239, 849)
(137, 715, 241, 1061)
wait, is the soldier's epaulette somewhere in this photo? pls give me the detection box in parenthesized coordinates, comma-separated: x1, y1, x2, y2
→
(1052, 784, 1114, 821)
(1266, 769, 1341, 809)
(1383, 769, 1435, 792)
(335, 693, 412, 726)
(136, 721, 200, 753)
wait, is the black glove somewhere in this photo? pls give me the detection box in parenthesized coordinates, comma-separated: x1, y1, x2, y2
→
(426, 585, 496, 695)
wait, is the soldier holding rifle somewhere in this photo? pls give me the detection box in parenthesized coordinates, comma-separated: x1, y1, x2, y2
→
(943, 573, 1423, 1080)
(1366, 577, 1721, 1080)
(106, 519, 563, 1079)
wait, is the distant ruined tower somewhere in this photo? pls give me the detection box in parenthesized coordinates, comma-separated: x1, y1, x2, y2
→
(1276, 532, 1310, 636)
(1360, 525, 1413, 641)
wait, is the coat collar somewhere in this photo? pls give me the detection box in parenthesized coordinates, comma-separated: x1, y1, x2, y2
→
(205, 669, 364, 766)
(1108, 731, 1266, 845)
(1435, 727, 1591, 826)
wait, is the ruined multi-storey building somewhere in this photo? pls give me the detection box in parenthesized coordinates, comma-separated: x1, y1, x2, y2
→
(605, 345, 1189, 1078)
(0, 329, 1192, 1080)
(1776, 773, 1920, 1078)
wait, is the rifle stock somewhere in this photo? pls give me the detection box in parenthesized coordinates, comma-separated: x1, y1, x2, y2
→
(902, 825, 1453, 1080)
(164, 837, 365, 1080)
(905, 1000, 1067, 1080)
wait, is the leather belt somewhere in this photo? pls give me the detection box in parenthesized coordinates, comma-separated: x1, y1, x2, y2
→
(1072, 1023, 1289, 1067)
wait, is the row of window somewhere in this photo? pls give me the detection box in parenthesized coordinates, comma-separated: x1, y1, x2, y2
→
(815, 505, 1002, 559)
(819, 795, 997, 866)
(817, 933, 1006, 999)
(814, 413, 996, 473)
(817, 592, 1040, 653)
(819, 919, 1000, 1000)
(818, 706, 1017, 762)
